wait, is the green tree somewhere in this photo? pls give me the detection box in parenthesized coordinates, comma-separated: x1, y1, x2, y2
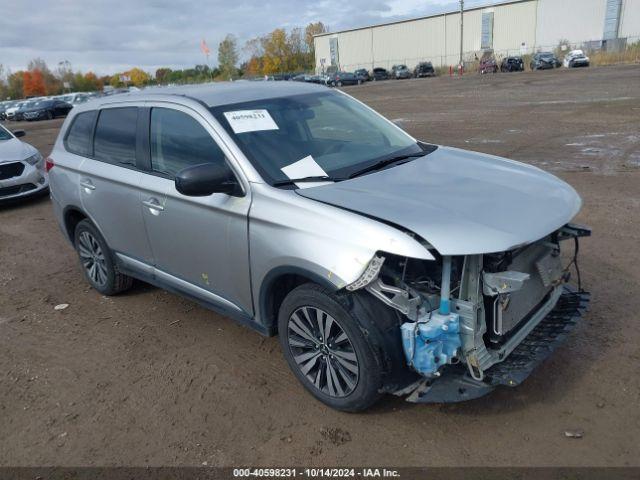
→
(218, 34, 239, 80)
(7, 71, 24, 99)
(110, 73, 123, 88)
(305, 22, 328, 55)
(155, 67, 172, 84)
(128, 67, 150, 87)
(288, 27, 308, 71)
(262, 28, 291, 74)
(0, 64, 7, 100)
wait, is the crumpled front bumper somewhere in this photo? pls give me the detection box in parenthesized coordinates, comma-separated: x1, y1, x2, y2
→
(407, 286, 590, 403)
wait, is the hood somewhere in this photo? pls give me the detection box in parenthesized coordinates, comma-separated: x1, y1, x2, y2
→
(0, 138, 37, 163)
(296, 146, 582, 255)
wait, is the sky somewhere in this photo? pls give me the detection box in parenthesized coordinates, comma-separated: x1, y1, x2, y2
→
(0, 0, 491, 76)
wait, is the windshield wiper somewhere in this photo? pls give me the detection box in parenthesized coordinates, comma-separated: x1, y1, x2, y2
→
(348, 152, 426, 179)
(272, 175, 342, 187)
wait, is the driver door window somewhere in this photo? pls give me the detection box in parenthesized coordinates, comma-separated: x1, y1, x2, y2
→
(150, 107, 227, 177)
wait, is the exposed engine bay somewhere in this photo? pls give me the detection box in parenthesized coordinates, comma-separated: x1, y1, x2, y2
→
(346, 223, 591, 402)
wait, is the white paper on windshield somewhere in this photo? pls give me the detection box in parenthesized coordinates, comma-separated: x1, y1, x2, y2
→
(281, 155, 332, 189)
(223, 109, 279, 134)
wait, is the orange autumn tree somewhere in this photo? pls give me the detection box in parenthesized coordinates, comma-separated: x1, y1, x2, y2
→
(23, 70, 46, 97)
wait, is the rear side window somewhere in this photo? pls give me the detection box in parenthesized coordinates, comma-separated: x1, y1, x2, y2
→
(150, 108, 226, 177)
(64, 110, 97, 157)
(94, 107, 138, 166)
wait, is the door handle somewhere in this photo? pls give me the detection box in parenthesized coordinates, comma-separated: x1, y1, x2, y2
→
(80, 179, 95, 191)
(142, 198, 165, 213)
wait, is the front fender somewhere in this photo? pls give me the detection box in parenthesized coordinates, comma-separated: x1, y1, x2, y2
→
(249, 183, 434, 325)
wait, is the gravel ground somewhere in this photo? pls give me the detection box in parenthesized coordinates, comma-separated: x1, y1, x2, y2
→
(1, 64, 639, 467)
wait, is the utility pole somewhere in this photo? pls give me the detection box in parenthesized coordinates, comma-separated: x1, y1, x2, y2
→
(459, 0, 464, 67)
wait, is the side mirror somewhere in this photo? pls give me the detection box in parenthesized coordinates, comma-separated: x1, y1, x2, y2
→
(175, 163, 242, 197)
(12, 130, 26, 138)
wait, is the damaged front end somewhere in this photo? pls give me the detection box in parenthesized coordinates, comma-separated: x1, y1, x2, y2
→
(347, 223, 591, 403)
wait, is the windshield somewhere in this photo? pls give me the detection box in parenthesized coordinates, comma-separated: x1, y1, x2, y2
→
(0, 125, 13, 141)
(210, 91, 423, 185)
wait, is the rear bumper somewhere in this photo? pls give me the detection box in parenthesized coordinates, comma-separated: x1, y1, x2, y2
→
(407, 287, 590, 403)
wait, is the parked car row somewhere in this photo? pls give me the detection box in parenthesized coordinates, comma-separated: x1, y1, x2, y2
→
(481, 50, 589, 74)
(290, 62, 438, 88)
(368, 63, 436, 81)
(292, 49, 588, 88)
(0, 91, 106, 122)
(1, 98, 73, 121)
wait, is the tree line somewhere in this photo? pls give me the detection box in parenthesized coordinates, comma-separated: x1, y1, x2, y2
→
(0, 22, 327, 100)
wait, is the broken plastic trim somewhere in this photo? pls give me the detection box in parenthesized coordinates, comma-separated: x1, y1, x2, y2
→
(345, 255, 386, 291)
(367, 278, 422, 320)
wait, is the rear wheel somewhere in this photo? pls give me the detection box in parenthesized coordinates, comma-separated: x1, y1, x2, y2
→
(73, 220, 133, 296)
(278, 284, 384, 412)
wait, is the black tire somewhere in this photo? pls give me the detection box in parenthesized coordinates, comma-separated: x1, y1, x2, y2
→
(73, 219, 133, 296)
(337, 81, 343, 87)
(278, 283, 393, 412)
(47, 111, 53, 120)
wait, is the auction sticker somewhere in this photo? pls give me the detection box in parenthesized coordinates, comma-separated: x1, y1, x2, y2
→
(224, 109, 279, 134)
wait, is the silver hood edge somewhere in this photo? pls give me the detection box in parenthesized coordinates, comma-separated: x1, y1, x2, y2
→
(296, 146, 582, 256)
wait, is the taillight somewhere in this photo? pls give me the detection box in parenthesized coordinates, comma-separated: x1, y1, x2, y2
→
(45, 156, 54, 172)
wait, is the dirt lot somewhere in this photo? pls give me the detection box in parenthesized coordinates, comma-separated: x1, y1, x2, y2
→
(1, 64, 639, 467)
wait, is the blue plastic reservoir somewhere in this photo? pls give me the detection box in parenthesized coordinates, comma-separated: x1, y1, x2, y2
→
(400, 312, 462, 377)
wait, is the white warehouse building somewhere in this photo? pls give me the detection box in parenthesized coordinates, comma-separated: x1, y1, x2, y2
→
(314, 0, 640, 72)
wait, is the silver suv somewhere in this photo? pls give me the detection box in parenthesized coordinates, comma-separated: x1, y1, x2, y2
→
(49, 82, 589, 411)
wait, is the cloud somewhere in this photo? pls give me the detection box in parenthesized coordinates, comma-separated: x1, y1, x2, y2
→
(0, 0, 493, 75)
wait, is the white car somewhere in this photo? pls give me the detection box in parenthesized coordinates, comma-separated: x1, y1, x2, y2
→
(0, 124, 48, 202)
(4, 101, 28, 121)
(563, 49, 590, 68)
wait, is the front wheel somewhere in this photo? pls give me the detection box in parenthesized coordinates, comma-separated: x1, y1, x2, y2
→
(278, 284, 384, 412)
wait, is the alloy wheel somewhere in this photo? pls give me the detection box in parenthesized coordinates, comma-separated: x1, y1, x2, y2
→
(77, 231, 108, 287)
(287, 306, 359, 398)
